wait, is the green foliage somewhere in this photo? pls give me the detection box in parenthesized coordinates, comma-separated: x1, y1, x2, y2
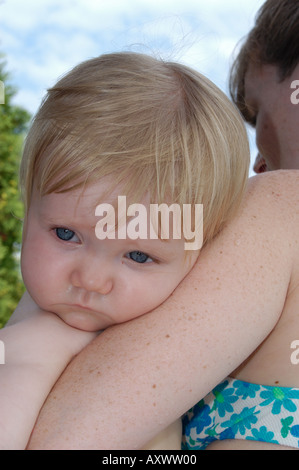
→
(0, 55, 31, 327)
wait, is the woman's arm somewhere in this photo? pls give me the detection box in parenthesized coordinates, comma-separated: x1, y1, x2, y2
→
(28, 171, 299, 449)
(142, 420, 182, 450)
(0, 293, 96, 449)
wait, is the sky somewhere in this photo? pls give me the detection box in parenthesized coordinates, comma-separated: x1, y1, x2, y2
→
(0, 0, 265, 173)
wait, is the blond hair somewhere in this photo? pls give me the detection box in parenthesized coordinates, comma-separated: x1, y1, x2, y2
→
(20, 52, 249, 246)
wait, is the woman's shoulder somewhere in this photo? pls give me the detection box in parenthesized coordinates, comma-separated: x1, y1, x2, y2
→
(246, 170, 299, 209)
(236, 170, 299, 233)
(207, 170, 299, 270)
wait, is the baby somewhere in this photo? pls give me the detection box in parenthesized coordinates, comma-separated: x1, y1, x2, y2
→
(0, 52, 249, 449)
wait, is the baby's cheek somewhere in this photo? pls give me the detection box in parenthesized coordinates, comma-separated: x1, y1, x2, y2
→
(20, 243, 32, 289)
(21, 255, 38, 299)
(21, 242, 46, 302)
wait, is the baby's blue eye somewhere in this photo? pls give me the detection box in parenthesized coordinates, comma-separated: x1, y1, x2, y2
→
(55, 228, 76, 241)
(127, 251, 151, 264)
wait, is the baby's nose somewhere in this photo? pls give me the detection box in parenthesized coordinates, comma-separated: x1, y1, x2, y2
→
(70, 259, 113, 295)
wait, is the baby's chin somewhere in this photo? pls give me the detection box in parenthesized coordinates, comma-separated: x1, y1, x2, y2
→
(52, 305, 114, 332)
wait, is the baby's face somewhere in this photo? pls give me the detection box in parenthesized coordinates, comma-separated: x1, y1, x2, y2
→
(21, 181, 199, 331)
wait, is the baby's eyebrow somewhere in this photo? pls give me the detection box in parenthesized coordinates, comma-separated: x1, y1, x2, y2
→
(38, 210, 56, 222)
(38, 208, 66, 221)
(38, 211, 73, 228)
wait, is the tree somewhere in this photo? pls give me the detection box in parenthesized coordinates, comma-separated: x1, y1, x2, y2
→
(0, 55, 31, 327)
